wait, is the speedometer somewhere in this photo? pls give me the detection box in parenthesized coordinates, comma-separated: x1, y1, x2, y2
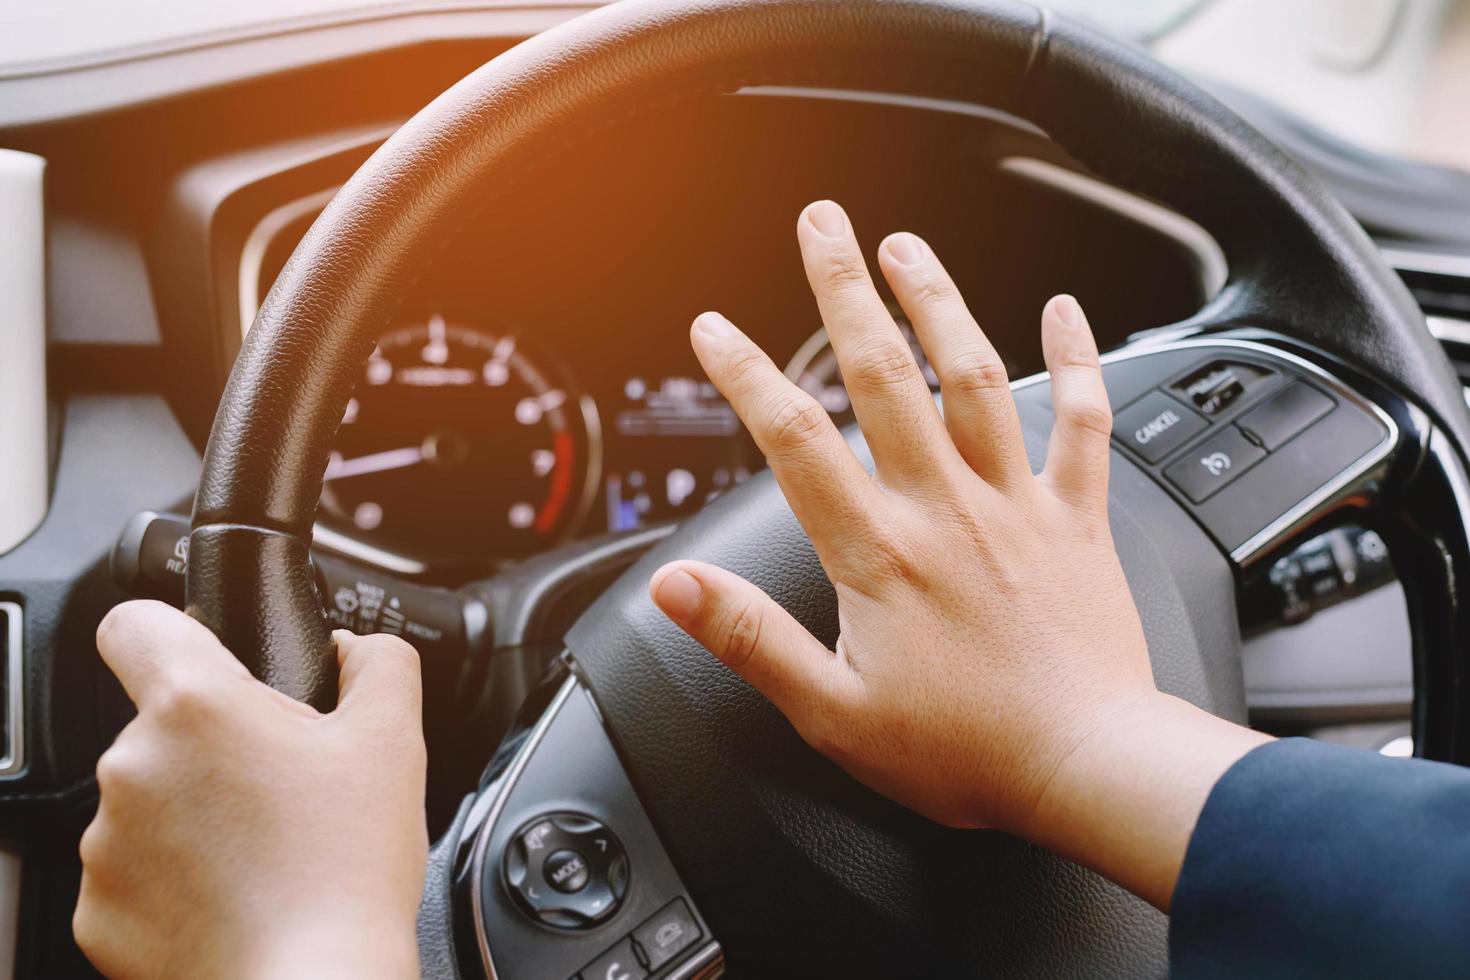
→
(320, 314, 598, 565)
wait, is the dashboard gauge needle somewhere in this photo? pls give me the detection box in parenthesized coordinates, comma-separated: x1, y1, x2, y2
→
(324, 445, 425, 482)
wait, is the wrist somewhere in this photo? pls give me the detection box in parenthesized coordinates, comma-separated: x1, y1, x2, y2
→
(1021, 689, 1271, 909)
(244, 916, 419, 980)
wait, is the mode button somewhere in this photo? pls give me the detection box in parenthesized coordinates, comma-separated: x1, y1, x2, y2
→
(1112, 390, 1207, 463)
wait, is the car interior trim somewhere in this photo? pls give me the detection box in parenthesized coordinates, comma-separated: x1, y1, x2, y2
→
(0, 846, 16, 980)
(0, 1, 595, 79)
(571, 393, 606, 551)
(737, 84, 1046, 133)
(1427, 315, 1470, 348)
(739, 86, 1226, 301)
(662, 939, 724, 980)
(0, 603, 25, 778)
(307, 523, 430, 577)
(0, 150, 48, 559)
(1380, 246, 1470, 281)
(0, 5, 595, 128)
(237, 185, 339, 339)
(997, 154, 1228, 299)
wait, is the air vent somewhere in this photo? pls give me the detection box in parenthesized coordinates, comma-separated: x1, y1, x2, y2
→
(0, 602, 22, 777)
(1382, 246, 1470, 388)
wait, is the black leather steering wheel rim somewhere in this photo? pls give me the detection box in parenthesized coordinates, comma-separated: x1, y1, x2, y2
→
(188, 1, 1469, 975)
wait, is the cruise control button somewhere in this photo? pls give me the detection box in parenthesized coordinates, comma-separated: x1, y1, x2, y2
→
(1112, 390, 1207, 463)
(632, 898, 702, 971)
(581, 938, 647, 980)
(1164, 426, 1266, 503)
(1179, 364, 1245, 415)
(545, 849, 590, 893)
(1236, 382, 1334, 451)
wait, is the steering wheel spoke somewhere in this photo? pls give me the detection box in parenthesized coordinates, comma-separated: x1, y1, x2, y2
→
(444, 668, 725, 980)
(1017, 331, 1405, 569)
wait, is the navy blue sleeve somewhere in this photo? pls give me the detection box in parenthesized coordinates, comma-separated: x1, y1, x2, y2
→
(1170, 737, 1470, 979)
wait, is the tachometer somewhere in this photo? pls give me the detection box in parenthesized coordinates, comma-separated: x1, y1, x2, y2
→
(320, 314, 598, 565)
(783, 311, 941, 429)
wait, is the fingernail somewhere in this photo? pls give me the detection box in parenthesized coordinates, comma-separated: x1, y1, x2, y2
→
(692, 311, 734, 338)
(805, 200, 847, 238)
(884, 232, 925, 266)
(653, 568, 703, 620)
(1053, 294, 1085, 329)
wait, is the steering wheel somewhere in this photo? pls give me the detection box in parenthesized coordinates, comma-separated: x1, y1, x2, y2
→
(185, 1, 1470, 976)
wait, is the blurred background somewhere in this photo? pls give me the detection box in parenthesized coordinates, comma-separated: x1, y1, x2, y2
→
(1056, 0, 1470, 172)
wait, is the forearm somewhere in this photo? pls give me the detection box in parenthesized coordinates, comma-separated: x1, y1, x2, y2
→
(1025, 691, 1272, 911)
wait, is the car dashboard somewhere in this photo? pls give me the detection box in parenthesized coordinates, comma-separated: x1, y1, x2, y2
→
(200, 90, 1213, 578)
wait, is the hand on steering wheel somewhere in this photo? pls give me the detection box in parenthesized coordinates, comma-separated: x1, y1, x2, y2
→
(651, 200, 1270, 908)
(74, 602, 427, 980)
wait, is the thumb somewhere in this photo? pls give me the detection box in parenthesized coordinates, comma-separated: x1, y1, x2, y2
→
(333, 630, 423, 734)
(649, 561, 853, 725)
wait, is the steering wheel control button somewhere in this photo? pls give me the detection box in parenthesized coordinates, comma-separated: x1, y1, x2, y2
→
(545, 849, 591, 893)
(1178, 364, 1245, 416)
(1163, 426, 1266, 503)
(1236, 382, 1335, 451)
(1171, 359, 1274, 415)
(632, 898, 702, 971)
(502, 812, 629, 928)
(578, 938, 647, 980)
(1112, 390, 1207, 463)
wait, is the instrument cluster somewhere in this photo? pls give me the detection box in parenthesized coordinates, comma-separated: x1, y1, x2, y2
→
(319, 309, 916, 572)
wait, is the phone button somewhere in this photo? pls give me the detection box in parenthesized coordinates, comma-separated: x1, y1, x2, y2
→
(579, 938, 647, 980)
(1164, 426, 1266, 503)
(632, 898, 702, 971)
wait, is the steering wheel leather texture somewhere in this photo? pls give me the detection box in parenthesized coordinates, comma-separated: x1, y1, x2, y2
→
(186, 2, 1470, 977)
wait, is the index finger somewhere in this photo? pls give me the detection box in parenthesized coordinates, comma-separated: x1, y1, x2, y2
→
(95, 600, 249, 708)
(690, 311, 877, 552)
